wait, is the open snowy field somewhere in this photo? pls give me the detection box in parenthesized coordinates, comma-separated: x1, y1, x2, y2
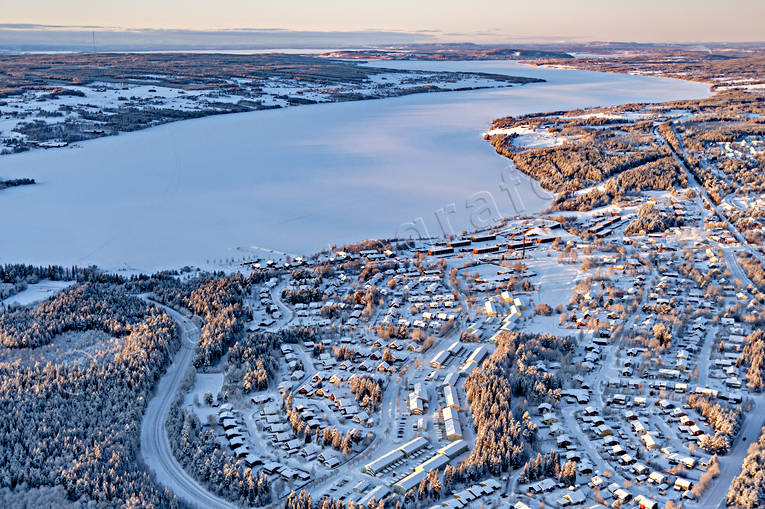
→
(0, 61, 710, 271)
(2, 279, 75, 307)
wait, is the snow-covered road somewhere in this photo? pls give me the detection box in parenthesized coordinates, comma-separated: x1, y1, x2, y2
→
(140, 302, 237, 509)
(706, 394, 765, 509)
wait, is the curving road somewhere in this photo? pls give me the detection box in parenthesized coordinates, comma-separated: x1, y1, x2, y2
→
(269, 279, 295, 331)
(140, 301, 237, 509)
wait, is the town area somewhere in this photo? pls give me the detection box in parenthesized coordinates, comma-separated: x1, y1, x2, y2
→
(162, 153, 764, 508)
(2, 52, 765, 509)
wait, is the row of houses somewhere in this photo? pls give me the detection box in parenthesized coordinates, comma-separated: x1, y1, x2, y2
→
(430, 341, 464, 369)
(363, 437, 430, 476)
(216, 405, 258, 465)
(425, 478, 501, 508)
(393, 440, 469, 494)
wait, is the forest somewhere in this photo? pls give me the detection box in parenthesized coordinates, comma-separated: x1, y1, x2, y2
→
(349, 375, 384, 412)
(0, 177, 35, 191)
(737, 252, 765, 292)
(624, 203, 678, 236)
(0, 264, 290, 507)
(183, 275, 248, 369)
(461, 331, 573, 476)
(551, 156, 687, 212)
(0, 264, 307, 507)
(226, 330, 282, 393)
(0, 281, 181, 507)
(226, 327, 314, 394)
(727, 426, 765, 509)
(688, 393, 742, 455)
(0, 282, 153, 348)
(518, 450, 577, 487)
(739, 329, 765, 392)
(488, 133, 665, 194)
(320, 45, 572, 61)
(535, 49, 765, 89)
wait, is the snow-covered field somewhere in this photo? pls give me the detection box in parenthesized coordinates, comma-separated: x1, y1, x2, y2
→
(483, 126, 570, 149)
(0, 61, 710, 271)
(2, 279, 75, 307)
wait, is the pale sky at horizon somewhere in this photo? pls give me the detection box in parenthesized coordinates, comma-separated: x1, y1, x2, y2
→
(4, 0, 765, 43)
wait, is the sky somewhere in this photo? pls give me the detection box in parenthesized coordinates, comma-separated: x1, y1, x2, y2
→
(2, 0, 764, 46)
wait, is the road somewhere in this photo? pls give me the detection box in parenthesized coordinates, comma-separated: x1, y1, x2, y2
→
(660, 124, 764, 264)
(140, 301, 237, 509)
(658, 125, 765, 508)
(707, 394, 765, 509)
(269, 279, 295, 330)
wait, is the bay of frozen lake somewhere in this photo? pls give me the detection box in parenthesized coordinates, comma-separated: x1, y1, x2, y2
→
(0, 60, 710, 271)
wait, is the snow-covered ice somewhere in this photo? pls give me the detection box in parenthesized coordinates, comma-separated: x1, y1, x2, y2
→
(0, 61, 710, 271)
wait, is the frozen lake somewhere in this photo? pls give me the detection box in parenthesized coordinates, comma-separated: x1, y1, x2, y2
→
(0, 60, 710, 271)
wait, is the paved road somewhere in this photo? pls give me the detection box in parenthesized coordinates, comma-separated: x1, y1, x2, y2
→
(140, 301, 237, 509)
